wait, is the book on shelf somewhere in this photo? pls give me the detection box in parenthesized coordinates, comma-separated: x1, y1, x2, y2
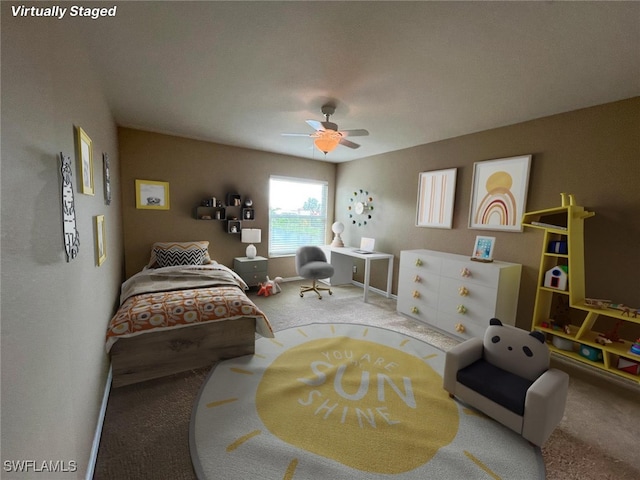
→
(531, 221, 567, 230)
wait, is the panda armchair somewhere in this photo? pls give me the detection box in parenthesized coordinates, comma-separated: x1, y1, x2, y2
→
(443, 318, 569, 446)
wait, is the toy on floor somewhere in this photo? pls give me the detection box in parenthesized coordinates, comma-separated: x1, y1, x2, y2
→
(257, 276, 283, 297)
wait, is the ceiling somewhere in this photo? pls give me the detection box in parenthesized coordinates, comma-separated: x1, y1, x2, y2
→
(72, 1, 639, 163)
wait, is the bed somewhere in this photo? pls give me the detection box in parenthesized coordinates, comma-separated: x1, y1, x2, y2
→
(106, 241, 273, 387)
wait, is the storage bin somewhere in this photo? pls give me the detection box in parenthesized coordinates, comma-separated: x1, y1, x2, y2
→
(579, 344, 603, 362)
(552, 336, 574, 351)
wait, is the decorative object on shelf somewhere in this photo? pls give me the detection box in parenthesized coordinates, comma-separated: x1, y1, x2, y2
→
(584, 298, 612, 309)
(94, 214, 106, 266)
(227, 193, 242, 207)
(469, 154, 531, 232)
(416, 168, 457, 228)
(617, 357, 640, 375)
(348, 189, 373, 226)
(471, 235, 495, 262)
(135, 179, 170, 210)
(228, 220, 241, 234)
(544, 266, 568, 290)
(629, 339, 640, 356)
(60, 152, 80, 262)
(547, 240, 568, 254)
(330, 222, 344, 247)
(241, 228, 261, 258)
(609, 303, 639, 318)
(103, 153, 111, 205)
(76, 126, 94, 195)
(243, 198, 255, 220)
(579, 344, 603, 362)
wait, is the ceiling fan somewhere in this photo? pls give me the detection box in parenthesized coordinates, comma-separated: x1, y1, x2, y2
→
(282, 104, 369, 154)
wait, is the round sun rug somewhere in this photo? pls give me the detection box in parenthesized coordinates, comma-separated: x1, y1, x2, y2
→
(190, 323, 545, 479)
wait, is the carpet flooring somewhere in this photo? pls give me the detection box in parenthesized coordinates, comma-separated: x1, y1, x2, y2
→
(94, 281, 640, 480)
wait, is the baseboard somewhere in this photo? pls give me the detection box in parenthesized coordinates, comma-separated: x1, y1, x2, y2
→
(86, 365, 112, 480)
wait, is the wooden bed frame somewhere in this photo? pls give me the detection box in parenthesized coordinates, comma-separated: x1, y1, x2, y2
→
(110, 317, 257, 388)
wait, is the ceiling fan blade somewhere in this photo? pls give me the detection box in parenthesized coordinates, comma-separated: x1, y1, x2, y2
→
(339, 138, 361, 149)
(306, 119, 325, 131)
(281, 133, 312, 137)
(321, 121, 339, 131)
(340, 129, 369, 137)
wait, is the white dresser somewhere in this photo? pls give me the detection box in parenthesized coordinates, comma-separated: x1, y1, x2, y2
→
(397, 250, 522, 340)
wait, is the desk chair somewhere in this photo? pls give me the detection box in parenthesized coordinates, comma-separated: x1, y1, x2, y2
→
(295, 246, 335, 299)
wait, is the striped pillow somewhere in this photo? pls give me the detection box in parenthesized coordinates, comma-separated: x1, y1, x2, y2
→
(147, 241, 213, 268)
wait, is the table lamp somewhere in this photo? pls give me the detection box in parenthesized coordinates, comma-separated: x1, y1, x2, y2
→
(331, 222, 344, 247)
(241, 228, 261, 259)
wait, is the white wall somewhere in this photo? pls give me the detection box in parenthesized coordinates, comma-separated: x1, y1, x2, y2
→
(1, 11, 123, 479)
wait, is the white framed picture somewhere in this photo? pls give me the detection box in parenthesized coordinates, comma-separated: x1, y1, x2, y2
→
(416, 168, 457, 229)
(469, 155, 531, 232)
(471, 235, 496, 262)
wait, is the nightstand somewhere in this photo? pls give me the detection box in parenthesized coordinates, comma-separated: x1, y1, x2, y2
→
(233, 256, 268, 287)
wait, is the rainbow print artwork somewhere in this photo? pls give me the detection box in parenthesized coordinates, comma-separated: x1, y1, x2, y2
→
(473, 171, 518, 226)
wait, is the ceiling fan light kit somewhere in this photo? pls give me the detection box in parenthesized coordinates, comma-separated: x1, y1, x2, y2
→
(282, 104, 369, 156)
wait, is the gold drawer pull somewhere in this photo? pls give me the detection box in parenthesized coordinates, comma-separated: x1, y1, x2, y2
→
(411, 306, 419, 314)
(414, 275, 421, 283)
(412, 290, 420, 298)
(458, 286, 469, 296)
(457, 304, 467, 314)
(415, 259, 423, 266)
(455, 323, 466, 333)
(460, 267, 471, 278)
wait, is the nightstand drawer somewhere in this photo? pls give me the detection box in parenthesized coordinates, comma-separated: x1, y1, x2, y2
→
(233, 256, 268, 287)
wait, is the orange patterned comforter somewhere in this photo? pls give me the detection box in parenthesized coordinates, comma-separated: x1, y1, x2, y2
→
(106, 265, 273, 351)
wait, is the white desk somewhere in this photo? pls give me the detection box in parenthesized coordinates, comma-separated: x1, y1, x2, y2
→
(320, 246, 394, 303)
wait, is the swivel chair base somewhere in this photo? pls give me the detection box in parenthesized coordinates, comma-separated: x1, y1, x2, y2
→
(300, 279, 332, 299)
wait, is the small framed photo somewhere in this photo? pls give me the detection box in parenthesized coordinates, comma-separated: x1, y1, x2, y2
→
(471, 235, 496, 262)
(76, 126, 94, 195)
(416, 168, 457, 229)
(135, 179, 170, 210)
(95, 215, 107, 266)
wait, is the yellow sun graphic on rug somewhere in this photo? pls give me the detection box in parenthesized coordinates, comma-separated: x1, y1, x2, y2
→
(256, 335, 457, 474)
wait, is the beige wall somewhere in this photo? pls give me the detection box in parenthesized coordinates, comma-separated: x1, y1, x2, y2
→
(337, 98, 640, 333)
(1, 9, 123, 478)
(118, 128, 336, 279)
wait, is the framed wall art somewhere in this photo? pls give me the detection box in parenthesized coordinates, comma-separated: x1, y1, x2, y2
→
(416, 168, 457, 228)
(60, 152, 80, 261)
(468, 155, 531, 232)
(103, 153, 112, 205)
(135, 179, 170, 210)
(95, 215, 106, 266)
(76, 126, 94, 195)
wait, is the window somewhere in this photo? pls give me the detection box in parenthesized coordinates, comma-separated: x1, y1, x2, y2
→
(269, 176, 328, 256)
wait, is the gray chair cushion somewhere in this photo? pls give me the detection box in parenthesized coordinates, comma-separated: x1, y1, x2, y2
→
(299, 260, 334, 279)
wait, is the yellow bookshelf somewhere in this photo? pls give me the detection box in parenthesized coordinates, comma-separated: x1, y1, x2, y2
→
(523, 194, 640, 383)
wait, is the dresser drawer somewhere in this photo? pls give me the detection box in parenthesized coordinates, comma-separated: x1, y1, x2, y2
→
(439, 258, 500, 286)
(399, 251, 441, 273)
